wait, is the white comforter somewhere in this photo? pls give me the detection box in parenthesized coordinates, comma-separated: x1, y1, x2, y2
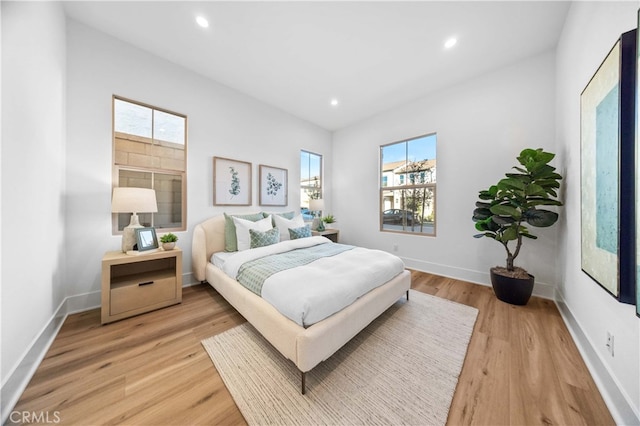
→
(219, 237, 405, 327)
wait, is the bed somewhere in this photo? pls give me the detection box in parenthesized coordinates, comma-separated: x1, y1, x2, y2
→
(192, 214, 411, 394)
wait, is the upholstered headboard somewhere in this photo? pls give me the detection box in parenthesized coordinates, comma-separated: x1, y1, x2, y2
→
(191, 215, 226, 282)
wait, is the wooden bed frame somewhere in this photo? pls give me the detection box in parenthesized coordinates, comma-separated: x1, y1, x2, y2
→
(192, 214, 411, 394)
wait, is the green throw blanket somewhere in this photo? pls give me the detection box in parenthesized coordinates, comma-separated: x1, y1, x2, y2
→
(237, 243, 355, 296)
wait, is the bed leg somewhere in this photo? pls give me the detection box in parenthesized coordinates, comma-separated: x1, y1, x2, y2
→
(406, 290, 410, 300)
(301, 371, 306, 395)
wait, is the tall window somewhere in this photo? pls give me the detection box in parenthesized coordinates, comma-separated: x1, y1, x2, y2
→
(300, 150, 322, 216)
(380, 134, 436, 235)
(113, 96, 187, 233)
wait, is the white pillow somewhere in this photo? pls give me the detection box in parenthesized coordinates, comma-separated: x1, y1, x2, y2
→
(233, 215, 273, 251)
(273, 214, 305, 242)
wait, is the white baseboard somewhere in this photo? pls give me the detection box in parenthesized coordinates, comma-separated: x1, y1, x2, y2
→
(401, 256, 556, 300)
(554, 292, 640, 425)
(0, 290, 99, 424)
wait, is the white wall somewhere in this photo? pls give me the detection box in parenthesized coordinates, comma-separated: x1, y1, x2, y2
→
(555, 2, 640, 422)
(1, 0, 66, 412)
(65, 19, 332, 299)
(333, 51, 558, 296)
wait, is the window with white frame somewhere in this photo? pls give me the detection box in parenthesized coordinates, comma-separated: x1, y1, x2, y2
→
(112, 96, 187, 233)
(300, 150, 322, 218)
(380, 134, 436, 235)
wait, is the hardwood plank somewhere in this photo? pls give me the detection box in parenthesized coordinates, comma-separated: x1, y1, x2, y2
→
(8, 272, 613, 425)
(447, 330, 511, 425)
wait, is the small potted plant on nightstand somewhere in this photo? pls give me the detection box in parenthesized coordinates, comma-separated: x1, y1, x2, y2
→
(322, 214, 337, 229)
(160, 233, 178, 250)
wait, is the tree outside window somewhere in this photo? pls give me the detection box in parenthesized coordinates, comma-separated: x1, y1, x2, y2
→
(380, 134, 436, 236)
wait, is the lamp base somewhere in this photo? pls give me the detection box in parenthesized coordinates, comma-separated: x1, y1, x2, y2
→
(122, 214, 143, 252)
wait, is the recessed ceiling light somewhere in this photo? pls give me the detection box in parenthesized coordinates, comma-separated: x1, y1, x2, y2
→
(330, 98, 339, 107)
(444, 37, 457, 49)
(196, 16, 209, 28)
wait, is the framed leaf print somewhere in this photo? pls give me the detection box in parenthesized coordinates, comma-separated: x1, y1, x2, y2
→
(259, 165, 288, 206)
(213, 157, 252, 206)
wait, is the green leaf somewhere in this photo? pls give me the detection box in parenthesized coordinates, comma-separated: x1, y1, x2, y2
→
(534, 179, 560, 189)
(492, 216, 516, 225)
(498, 177, 526, 191)
(525, 198, 563, 207)
(523, 209, 559, 227)
(502, 227, 518, 241)
(534, 151, 555, 164)
(521, 233, 538, 239)
(525, 184, 546, 197)
(474, 232, 495, 239)
(518, 148, 538, 163)
(478, 192, 495, 200)
(473, 208, 492, 221)
(531, 164, 557, 179)
(490, 204, 521, 219)
(475, 201, 492, 208)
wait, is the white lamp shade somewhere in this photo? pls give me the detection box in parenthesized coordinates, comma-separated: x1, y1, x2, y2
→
(309, 198, 325, 212)
(111, 187, 158, 214)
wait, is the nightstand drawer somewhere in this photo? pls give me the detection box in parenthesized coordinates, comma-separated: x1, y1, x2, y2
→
(110, 276, 177, 316)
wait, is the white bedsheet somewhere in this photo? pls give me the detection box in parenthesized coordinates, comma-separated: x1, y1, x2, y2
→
(219, 237, 405, 326)
(211, 251, 234, 269)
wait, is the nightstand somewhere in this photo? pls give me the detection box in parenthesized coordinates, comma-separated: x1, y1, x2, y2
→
(313, 229, 339, 243)
(101, 248, 182, 324)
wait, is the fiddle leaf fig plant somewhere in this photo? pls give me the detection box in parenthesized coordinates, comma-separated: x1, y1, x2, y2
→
(472, 148, 563, 275)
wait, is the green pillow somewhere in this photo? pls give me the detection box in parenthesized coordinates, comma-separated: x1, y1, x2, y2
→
(224, 212, 266, 252)
(289, 225, 312, 240)
(250, 227, 280, 249)
(275, 211, 295, 219)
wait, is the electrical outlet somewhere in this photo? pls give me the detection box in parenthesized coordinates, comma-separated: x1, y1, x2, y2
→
(606, 332, 615, 357)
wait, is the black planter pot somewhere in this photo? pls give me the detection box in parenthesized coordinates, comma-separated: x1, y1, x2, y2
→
(490, 268, 535, 306)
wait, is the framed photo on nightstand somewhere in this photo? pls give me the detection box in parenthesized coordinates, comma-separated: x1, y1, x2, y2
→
(135, 227, 159, 252)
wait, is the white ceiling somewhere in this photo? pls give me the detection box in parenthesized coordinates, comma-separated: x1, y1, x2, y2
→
(63, 1, 571, 131)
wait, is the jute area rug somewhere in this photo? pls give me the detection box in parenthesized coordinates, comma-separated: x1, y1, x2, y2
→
(202, 290, 478, 425)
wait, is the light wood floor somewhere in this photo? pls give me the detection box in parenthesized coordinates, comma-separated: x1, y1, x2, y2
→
(10, 271, 613, 425)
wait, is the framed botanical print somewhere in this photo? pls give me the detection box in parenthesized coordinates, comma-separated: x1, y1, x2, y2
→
(259, 165, 288, 206)
(213, 157, 252, 206)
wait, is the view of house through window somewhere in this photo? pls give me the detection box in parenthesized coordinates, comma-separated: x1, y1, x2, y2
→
(380, 134, 437, 235)
(113, 96, 187, 233)
(300, 150, 322, 220)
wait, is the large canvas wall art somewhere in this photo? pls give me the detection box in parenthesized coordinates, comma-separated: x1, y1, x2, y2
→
(581, 29, 636, 304)
(637, 13, 640, 317)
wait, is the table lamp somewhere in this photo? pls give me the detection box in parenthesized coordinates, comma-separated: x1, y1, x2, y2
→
(309, 198, 325, 231)
(111, 187, 158, 252)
